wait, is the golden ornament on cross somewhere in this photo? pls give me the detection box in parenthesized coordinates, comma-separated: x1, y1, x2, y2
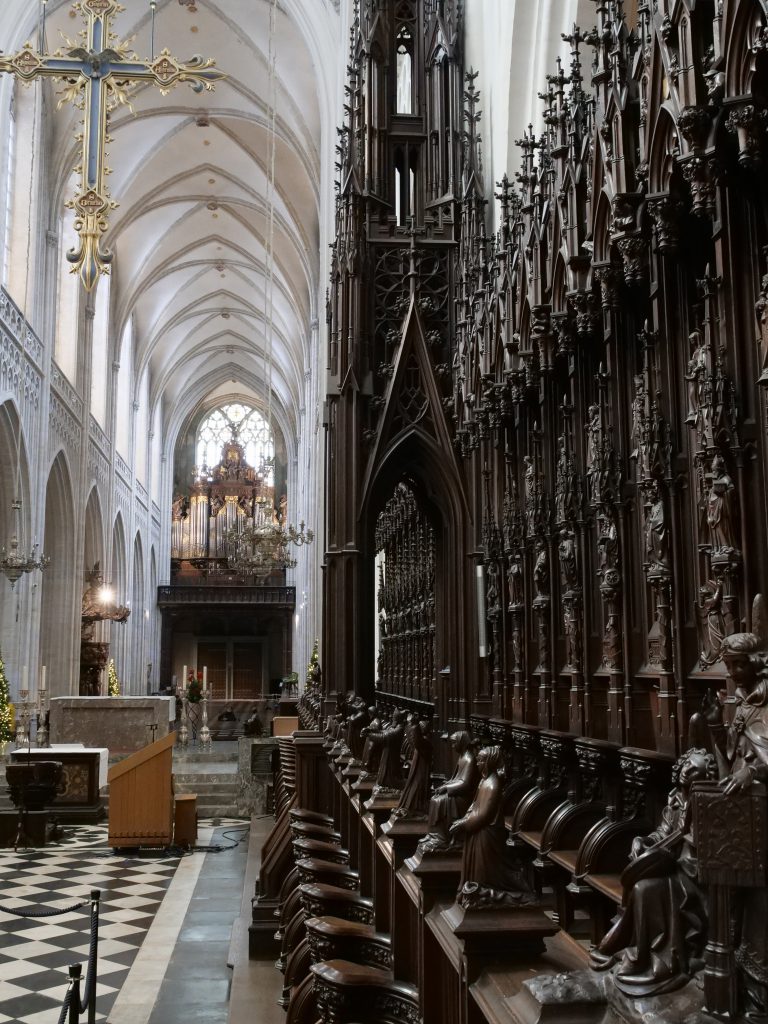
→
(0, 0, 225, 290)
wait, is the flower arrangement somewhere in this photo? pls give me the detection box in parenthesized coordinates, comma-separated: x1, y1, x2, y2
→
(187, 669, 203, 703)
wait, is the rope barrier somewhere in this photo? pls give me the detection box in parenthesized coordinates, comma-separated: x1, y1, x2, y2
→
(0, 897, 90, 918)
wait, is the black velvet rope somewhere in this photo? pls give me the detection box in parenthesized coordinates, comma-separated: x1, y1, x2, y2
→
(0, 897, 90, 918)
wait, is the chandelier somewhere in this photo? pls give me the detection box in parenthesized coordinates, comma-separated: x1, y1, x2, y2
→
(0, 500, 49, 589)
(224, 519, 314, 580)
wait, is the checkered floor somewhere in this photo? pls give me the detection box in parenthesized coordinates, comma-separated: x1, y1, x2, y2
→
(0, 826, 181, 1024)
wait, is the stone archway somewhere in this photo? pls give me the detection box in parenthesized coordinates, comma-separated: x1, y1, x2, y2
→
(39, 452, 77, 697)
(130, 532, 145, 695)
(0, 400, 31, 692)
(109, 513, 129, 686)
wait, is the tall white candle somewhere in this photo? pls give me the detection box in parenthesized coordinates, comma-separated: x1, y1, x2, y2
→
(182, 665, 187, 690)
(21, 665, 28, 697)
(40, 665, 46, 693)
(203, 665, 208, 689)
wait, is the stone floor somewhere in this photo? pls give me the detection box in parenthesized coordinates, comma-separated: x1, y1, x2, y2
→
(0, 814, 282, 1024)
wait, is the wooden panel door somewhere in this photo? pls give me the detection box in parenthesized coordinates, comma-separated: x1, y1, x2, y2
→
(197, 642, 227, 699)
(233, 642, 262, 698)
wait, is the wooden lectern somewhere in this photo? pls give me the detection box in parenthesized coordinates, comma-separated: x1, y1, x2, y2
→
(107, 732, 175, 848)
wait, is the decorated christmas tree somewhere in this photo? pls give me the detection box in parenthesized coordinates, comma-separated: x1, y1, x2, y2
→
(306, 638, 321, 692)
(107, 658, 120, 697)
(0, 648, 13, 741)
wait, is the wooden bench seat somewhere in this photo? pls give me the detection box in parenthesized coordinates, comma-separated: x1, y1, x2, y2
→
(584, 873, 622, 905)
(547, 849, 579, 873)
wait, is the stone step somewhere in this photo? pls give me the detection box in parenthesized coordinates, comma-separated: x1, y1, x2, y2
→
(173, 750, 239, 764)
(173, 780, 239, 793)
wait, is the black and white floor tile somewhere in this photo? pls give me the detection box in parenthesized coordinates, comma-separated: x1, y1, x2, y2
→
(0, 826, 180, 1024)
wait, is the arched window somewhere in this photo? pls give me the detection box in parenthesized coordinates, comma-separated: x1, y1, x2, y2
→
(196, 403, 275, 484)
(396, 27, 413, 114)
(2, 95, 16, 287)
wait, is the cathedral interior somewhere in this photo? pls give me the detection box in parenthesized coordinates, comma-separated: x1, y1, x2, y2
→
(2, 0, 768, 1022)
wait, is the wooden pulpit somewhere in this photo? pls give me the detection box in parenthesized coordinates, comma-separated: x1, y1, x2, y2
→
(107, 732, 175, 848)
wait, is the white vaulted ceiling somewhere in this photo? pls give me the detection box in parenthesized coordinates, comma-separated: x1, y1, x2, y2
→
(3, 0, 340, 447)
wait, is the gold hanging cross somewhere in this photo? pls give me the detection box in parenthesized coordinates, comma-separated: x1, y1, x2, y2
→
(0, 0, 224, 290)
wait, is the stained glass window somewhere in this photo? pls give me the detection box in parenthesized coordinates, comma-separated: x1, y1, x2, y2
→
(196, 403, 274, 483)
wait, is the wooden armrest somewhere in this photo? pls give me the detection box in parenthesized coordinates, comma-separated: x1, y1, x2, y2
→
(290, 807, 335, 827)
(293, 837, 349, 864)
(296, 858, 359, 890)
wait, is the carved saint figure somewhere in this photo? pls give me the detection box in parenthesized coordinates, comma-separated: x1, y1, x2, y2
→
(630, 375, 644, 462)
(359, 706, 383, 776)
(366, 709, 406, 796)
(449, 746, 537, 910)
(392, 717, 432, 820)
(696, 580, 726, 667)
(345, 699, 370, 764)
(705, 454, 737, 555)
(507, 553, 524, 611)
(417, 731, 479, 854)
(644, 480, 670, 572)
(533, 540, 550, 600)
(591, 747, 716, 995)
(558, 527, 579, 592)
(717, 607, 768, 1014)
(586, 403, 601, 475)
(685, 329, 708, 425)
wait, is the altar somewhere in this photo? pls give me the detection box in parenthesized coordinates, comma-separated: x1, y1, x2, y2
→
(10, 745, 108, 823)
(49, 696, 176, 754)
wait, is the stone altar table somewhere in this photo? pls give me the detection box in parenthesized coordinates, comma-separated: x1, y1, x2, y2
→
(49, 696, 176, 754)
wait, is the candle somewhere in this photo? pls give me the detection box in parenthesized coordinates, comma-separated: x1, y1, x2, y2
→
(22, 665, 28, 699)
(203, 666, 207, 689)
(182, 665, 187, 690)
(40, 665, 46, 694)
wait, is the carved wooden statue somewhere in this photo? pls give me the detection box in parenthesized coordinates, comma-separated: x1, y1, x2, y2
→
(417, 730, 479, 854)
(590, 747, 716, 995)
(367, 709, 406, 796)
(392, 716, 432, 820)
(449, 746, 537, 910)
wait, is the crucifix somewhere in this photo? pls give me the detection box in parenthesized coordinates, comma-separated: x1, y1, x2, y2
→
(0, 0, 224, 291)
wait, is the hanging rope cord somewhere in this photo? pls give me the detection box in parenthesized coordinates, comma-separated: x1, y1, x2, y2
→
(264, 0, 278, 468)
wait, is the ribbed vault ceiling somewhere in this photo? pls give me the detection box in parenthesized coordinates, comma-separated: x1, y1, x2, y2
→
(4, 0, 337, 444)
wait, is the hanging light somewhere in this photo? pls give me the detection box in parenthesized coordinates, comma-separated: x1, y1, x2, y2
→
(0, 500, 48, 589)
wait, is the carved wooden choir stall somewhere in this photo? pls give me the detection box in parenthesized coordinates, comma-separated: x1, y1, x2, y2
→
(254, 2, 768, 1023)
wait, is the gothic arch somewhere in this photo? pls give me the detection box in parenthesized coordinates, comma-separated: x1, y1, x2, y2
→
(39, 451, 77, 696)
(361, 426, 474, 717)
(130, 531, 145, 696)
(0, 399, 31, 684)
(83, 486, 105, 575)
(110, 513, 128, 679)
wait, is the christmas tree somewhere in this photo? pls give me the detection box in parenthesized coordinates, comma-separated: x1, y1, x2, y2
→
(0, 648, 13, 741)
(107, 659, 120, 697)
(306, 638, 321, 691)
